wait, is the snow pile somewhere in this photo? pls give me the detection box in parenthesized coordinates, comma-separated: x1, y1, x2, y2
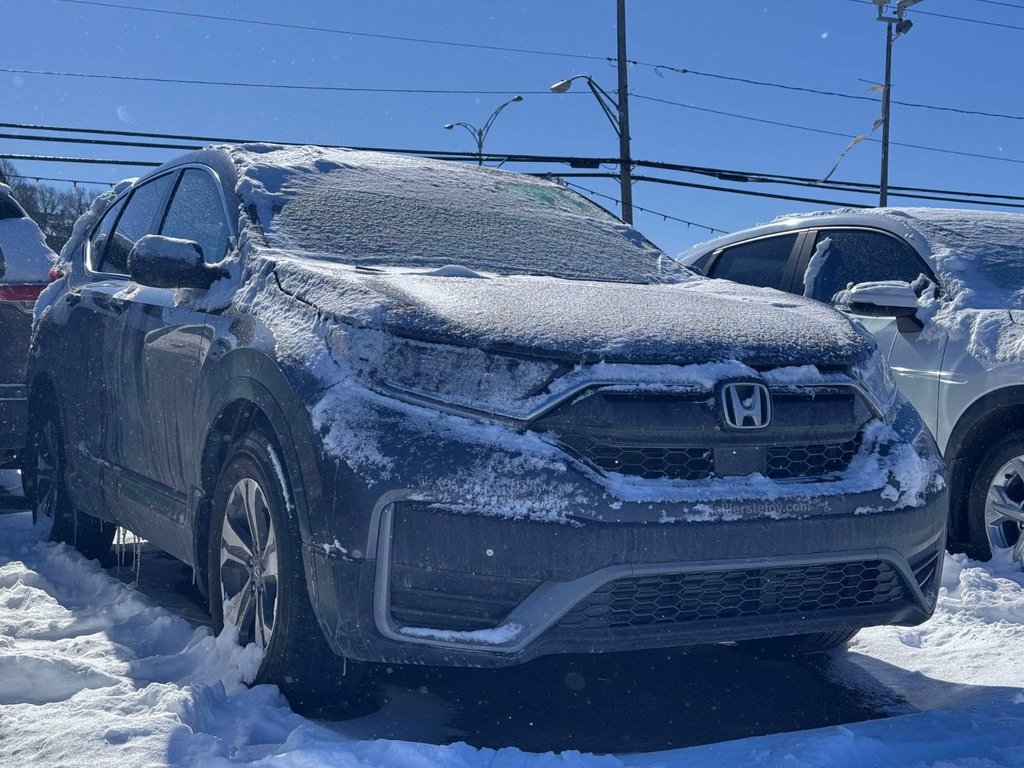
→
(5, 509, 1024, 766)
(849, 549, 1024, 697)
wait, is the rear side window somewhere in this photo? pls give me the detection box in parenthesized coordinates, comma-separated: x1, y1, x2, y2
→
(806, 229, 929, 303)
(708, 234, 798, 290)
(98, 173, 175, 274)
(0, 195, 25, 220)
(160, 169, 231, 263)
(88, 196, 127, 269)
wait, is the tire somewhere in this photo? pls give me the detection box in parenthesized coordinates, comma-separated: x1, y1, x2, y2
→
(739, 629, 859, 657)
(207, 430, 362, 712)
(24, 410, 115, 564)
(964, 429, 1024, 562)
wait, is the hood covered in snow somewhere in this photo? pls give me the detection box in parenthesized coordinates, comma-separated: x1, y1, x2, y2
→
(272, 256, 872, 367)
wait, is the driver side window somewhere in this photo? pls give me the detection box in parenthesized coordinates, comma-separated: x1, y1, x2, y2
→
(160, 169, 231, 264)
(95, 173, 175, 275)
(806, 229, 930, 303)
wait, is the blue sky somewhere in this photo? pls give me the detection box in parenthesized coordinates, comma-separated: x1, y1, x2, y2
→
(1, 0, 1021, 255)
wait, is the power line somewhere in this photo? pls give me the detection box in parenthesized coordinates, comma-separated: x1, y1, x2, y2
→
(970, 0, 1024, 9)
(632, 93, 1024, 166)
(6, 62, 1018, 168)
(53, 0, 609, 62)
(652, 65, 1024, 122)
(914, 7, 1024, 31)
(4, 172, 114, 186)
(634, 159, 1024, 204)
(3, 123, 1022, 207)
(554, 172, 871, 208)
(562, 181, 726, 233)
(52, 0, 1023, 124)
(844, 0, 1024, 30)
(0, 66, 556, 96)
(0, 153, 160, 167)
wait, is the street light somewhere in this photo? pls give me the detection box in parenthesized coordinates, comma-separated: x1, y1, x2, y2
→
(873, 0, 922, 206)
(443, 95, 523, 166)
(550, 74, 633, 224)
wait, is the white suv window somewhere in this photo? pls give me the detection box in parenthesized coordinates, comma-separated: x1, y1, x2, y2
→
(807, 229, 929, 302)
(708, 234, 798, 290)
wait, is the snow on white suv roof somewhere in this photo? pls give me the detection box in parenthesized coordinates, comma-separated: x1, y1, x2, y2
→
(681, 207, 1024, 566)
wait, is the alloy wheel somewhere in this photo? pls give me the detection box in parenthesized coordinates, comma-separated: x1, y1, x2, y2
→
(984, 454, 1024, 564)
(219, 477, 280, 650)
(34, 419, 60, 523)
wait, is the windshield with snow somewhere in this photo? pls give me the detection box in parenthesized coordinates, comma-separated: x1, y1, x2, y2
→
(254, 151, 688, 284)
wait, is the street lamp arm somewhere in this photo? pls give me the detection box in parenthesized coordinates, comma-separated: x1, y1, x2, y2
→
(585, 79, 622, 137)
(446, 121, 482, 145)
(480, 96, 523, 142)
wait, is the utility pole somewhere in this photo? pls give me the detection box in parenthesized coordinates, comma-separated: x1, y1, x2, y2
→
(616, 0, 633, 224)
(873, 0, 921, 206)
(879, 20, 893, 206)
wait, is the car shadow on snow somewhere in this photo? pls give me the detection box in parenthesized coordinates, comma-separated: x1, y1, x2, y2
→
(321, 645, 909, 754)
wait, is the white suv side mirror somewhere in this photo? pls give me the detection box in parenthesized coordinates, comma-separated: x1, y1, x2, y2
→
(834, 280, 923, 332)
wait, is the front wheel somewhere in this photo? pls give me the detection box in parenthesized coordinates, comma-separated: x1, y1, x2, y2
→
(207, 431, 361, 712)
(25, 411, 115, 563)
(965, 430, 1024, 563)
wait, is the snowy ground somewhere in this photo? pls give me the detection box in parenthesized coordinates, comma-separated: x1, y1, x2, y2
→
(2, 469, 1024, 767)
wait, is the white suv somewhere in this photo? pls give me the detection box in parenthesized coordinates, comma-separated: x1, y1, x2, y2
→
(681, 208, 1024, 564)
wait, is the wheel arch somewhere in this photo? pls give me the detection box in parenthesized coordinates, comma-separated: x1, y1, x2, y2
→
(193, 350, 331, 590)
(944, 385, 1024, 547)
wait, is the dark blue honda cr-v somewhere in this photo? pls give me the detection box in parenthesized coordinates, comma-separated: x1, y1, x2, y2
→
(26, 144, 946, 710)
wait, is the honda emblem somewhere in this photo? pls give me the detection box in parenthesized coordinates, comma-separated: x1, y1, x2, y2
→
(720, 381, 772, 430)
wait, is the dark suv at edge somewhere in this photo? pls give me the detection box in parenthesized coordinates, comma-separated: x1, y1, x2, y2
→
(27, 145, 946, 708)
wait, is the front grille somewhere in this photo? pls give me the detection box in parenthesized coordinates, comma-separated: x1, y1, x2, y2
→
(533, 387, 870, 483)
(558, 433, 714, 480)
(559, 561, 906, 631)
(765, 438, 860, 479)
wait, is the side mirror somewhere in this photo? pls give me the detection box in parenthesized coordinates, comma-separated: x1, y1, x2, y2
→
(0, 244, 6, 282)
(834, 280, 923, 331)
(127, 235, 226, 290)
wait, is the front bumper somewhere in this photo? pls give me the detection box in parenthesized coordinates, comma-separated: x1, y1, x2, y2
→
(308, 486, 946, 668)
(304, 387, 946, 667)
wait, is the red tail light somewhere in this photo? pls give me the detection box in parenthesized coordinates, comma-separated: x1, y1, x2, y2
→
(0, 284, 46, 301)
(48, 266, 64, 283)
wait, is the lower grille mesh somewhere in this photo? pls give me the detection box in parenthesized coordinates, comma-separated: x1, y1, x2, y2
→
(559, 561, 906, 631)
(765, 438, 860, 480)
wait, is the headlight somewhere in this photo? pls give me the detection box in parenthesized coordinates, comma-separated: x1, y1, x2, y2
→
(850, 345, 899, 416)
(332, 328, 564, 417)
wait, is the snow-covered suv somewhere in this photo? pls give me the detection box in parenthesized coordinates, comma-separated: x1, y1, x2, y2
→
(28, 148, 945, 708)
(681, 208, 1024, 564)
(0, 184, 56, 467)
